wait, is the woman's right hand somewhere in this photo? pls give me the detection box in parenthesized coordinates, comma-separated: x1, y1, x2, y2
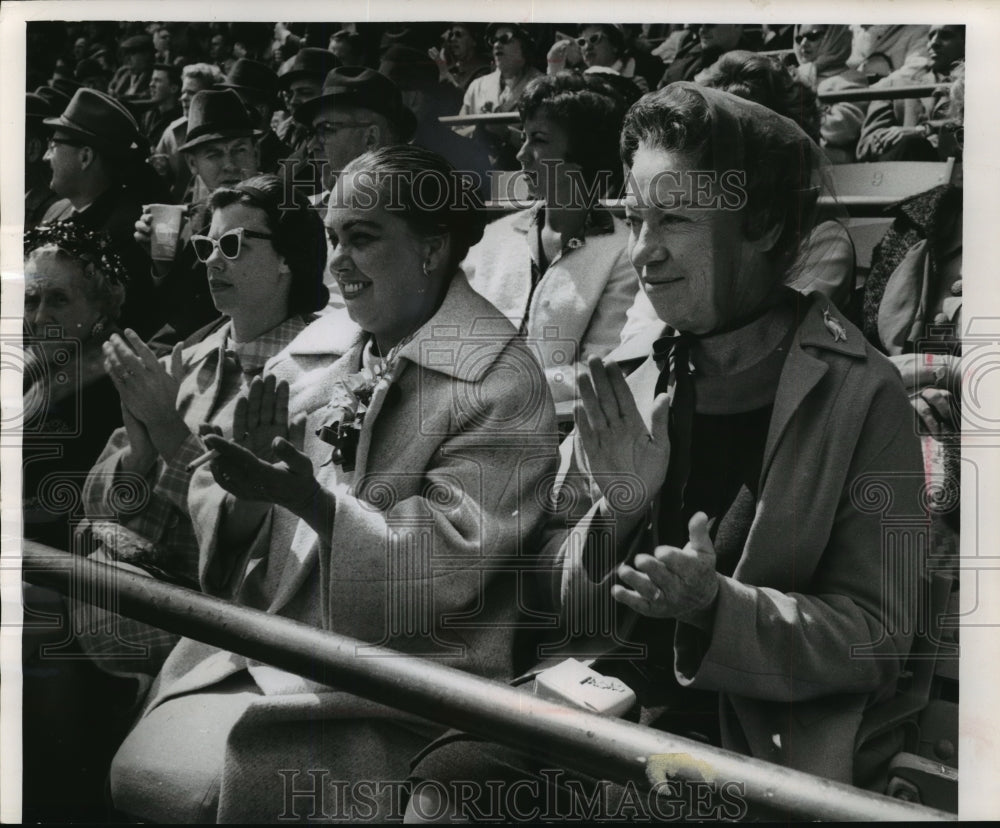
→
(575, 355, 672, 517)
(134, 211, 153, 253)
(546, 38, 582, 71)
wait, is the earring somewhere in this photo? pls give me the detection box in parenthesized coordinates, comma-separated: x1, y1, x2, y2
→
(422, 260, 432, 277)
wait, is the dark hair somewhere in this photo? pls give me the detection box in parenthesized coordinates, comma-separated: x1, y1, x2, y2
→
(699, 50, 821, 143)
(340, 145, 486, 278)
(152, 63, 181, 87)
(579, 23, 626, 58)
(621, 84, 820, 272)
(209, 174, 329, 314)
(519, 72, 631, 197)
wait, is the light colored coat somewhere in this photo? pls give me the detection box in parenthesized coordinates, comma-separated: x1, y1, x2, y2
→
(464, 208, 638, 402)
(114, 277, 561, 821)
(549, 297, 923, 783)
(856, 61, 947, 161)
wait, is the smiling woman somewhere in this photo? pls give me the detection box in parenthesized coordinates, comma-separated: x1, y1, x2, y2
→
(106, 147, 562, 822)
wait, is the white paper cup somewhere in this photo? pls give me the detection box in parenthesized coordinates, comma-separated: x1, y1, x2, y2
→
(147, 203, 185, 262)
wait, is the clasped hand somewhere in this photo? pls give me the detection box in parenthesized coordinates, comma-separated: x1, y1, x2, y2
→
(203, 374, 318, 513)
(612, 512, 719, 620)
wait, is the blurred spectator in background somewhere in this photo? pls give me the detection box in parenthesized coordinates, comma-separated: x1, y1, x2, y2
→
(792, 24, 868, 163)
(136, 89, 263, 350)
(760, 24, 794, 51)
(659, 24, 759, 86)
(153, 25, 176, 66)
(458, 23, 543, 170)
(25, 94, 62, 231)
(548, 24, 650, 94)
(72, 35, 91, 63)
(856, 25, 964, 161)
(209, 29, 236, 75)
(109, 34, 155, 101)
(219, 59, 292, 173)
(275, 46, 338, 147)
(328, 29, 366, 66)
(74, 58, 110, 92)
(152, 63, 224, 202)
(849, 24, 929, 81)
(379, 45, 493, 198)
(40, 89, 160, 337)
(142, 64, 183, 147)
(430, 22, 491, 104)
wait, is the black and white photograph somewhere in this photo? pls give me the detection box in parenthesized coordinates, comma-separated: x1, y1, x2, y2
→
(1, 0, 998, 822)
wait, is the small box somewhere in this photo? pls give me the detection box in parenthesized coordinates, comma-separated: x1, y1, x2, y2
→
(534, 658, 636, 717)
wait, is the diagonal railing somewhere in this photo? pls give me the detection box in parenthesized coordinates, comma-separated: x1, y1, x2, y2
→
(20, 542, 954, 822)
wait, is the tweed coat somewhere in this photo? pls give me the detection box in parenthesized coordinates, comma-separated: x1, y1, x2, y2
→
(547, 295, 924, 783)
(464, 207, 638, 402)
(112, 276, 561, 821)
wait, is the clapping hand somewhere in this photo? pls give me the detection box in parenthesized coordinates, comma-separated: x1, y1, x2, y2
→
(103, 330, 182, 427)
(204, 375, 316, 512)
(612, 512, 719, 620)
(575, 355, 671, 517)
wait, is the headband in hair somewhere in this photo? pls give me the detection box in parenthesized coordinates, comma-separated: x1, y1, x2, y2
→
(25, 222, 130, 287)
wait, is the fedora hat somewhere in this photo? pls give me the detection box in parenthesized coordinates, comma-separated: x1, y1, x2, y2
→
(220, 59, 280, 102)
(121, 34, 154, 54)
(43, 88, 145, 156)
(178, 89, 262, 151)
(50, 77, 84, 98)
(278, 47, 340, 89)
(34, 85, 72, 113)
(293, 66, 416, 141)
(27, 93, 53, 121)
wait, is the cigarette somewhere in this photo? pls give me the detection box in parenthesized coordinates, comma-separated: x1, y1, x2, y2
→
(186, 449, 220, 472)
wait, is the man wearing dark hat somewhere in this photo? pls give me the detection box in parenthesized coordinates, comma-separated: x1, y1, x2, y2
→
(294, 66, 417, 202)
(74, 57, 110, 92)
(40, 88, 159, 337)
(109, 34, 155, 101)
(141, 64, 183, 147)
(135, 89, 261, 350)
(25, 93, 61, 231)
(219, 59, 292, 174)
(274, 47, 338, 147)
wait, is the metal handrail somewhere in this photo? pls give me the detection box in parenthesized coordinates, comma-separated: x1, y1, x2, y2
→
(438, 84, 951, 127)
(818, 83, 950, 104)
(20, 543, 953, 821)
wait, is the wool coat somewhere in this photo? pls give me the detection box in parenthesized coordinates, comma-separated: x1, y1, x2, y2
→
(547, 296, 924, 783)
(110, 277, 561, 822)
(464, 208, 638, 402)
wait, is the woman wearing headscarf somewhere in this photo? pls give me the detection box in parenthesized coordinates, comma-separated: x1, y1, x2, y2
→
(556, 82, 924, 786)
(108, 146, 561, 822)
(792, 24, 868, 163)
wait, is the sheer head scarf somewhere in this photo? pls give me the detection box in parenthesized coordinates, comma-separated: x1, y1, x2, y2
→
(793, 25, 854, 87)
(621, 82, 839, 333)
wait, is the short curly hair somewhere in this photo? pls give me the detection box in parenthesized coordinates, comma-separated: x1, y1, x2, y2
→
(519, 72, 632, 198)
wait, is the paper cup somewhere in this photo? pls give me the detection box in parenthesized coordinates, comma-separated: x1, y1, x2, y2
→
(147, 203, 185, 262)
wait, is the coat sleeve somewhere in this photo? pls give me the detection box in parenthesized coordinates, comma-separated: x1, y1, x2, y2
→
(673, 374, 924, 702)
(819, 78, 867, 150)
(320, 353, 560, 631)
(546, 240, 639, 403)
(855, 77, 899, 160)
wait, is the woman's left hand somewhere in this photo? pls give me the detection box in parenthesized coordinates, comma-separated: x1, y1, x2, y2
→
(612, 512, 719, 620)
(203, 425, 317, 512)
(103, 330, 181, 427)
(913, 387, 958, 437)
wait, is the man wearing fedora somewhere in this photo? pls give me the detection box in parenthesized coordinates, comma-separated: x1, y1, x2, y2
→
(141, 63, 183, 147)
(294, 65, 417, 204)
(25, 93, 61, 231)
(109, 34, 155, 102)
(135, 89, 262, 352)
(40, 88, 160, 338)
(219, 58, 292, 174)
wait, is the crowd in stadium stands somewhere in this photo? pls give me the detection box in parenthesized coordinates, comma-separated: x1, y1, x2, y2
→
(21, 19, 965, 823)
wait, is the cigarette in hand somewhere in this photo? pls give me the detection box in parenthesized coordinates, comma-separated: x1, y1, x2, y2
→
(186, 449, 220, 472)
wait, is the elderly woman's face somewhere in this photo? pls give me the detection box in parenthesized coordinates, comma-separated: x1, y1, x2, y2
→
(203, 203, 290, 322)
(579, 26, 618, 68)
(624, 142, 767, 335)
(325, 175, 440, 351)
(24, 251, 102, 340)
